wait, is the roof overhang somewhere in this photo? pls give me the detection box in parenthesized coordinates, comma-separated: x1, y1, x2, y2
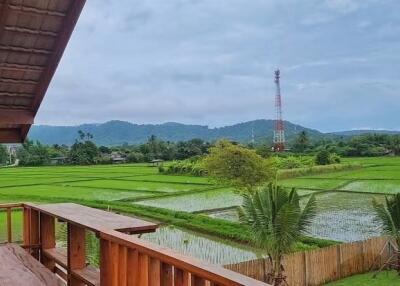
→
(0, 0, 86, 143)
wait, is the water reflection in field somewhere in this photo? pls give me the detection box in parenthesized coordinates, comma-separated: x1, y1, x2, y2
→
(207, 192, 385, 242)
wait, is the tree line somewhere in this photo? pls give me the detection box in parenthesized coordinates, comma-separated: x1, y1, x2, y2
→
(1, 130, 399, 167)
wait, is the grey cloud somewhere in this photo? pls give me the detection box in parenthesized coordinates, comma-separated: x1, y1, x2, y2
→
(36, 0, 400, 132)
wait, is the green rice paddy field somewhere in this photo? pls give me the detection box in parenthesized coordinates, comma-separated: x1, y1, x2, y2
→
(0, 157, 399, 265)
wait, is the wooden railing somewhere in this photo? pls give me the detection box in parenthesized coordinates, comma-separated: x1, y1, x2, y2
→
(0, 203, 23, 244)
(0, 203, 269, 286)
(100, 229, 266, 286)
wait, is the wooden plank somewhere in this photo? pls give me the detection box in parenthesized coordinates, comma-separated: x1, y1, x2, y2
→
(68, 223, 86, 286)
(23, 207, 31, 247)
(29, 0, 86, 118)
(30, 208, 40, 259)
(161, 263, 173, 286)
(0, 128, 22, 143)
(42, 247, 67, 268)
(100, 239, 111, 286)
(40, 213, 56, 270)
(0, 109, 33, 124)
(127, 248, 139, 286)
(110, 242, 119, 286)
(174, 268, 189, 286)
(191, 275, 207, 286)
(72, 266, 100, 286)
(101, 230, 267, 286)
(0, 244, 62, 285)
(149, 257, 161, 286)
(118, 246, 127, 286)
(27, 203, 158, 234)
(6, 207, 11, 242)
(138, 253, 149, 286)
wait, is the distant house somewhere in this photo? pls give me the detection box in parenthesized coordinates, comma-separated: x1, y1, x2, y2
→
(50, 156, 68, 165)
(110, 152, 126, 164)
(150, 159, 164, 167)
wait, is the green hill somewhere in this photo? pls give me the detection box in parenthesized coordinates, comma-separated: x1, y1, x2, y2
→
(28, 119, 325, 146)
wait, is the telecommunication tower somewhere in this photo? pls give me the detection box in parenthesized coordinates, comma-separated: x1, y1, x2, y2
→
(273, 69, 285, 152)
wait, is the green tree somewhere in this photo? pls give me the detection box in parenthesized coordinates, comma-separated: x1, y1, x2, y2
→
(17, 140, 50, 166)
(0, 145, 8, 165)
(69, 141, 98, 165)
(203, 140, 275, 192)
(390, 135, 400, 155)
(373, 194, 400, 270)
(315, 150, 331, 165)
(239, 183, 317, 285)
(293, 131, 309, 153)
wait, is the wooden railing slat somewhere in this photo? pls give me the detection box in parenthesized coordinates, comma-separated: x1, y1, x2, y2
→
(100, 239, 111, 286)
(30, 209, 40, 259)
(68, 223, 86, 286)
(161, 263, 173, 286)
(39, 213, 56, 271)
(118, 245, 127, 286)
(110, 242, 119, 286)
(191, 275, 207, 286)
(6, 208, 11, 243)
(127, 249, 139, 286)
(139, 253, 149, 286)
(149, 257, 161, 286)
(174, 268, 189, 286)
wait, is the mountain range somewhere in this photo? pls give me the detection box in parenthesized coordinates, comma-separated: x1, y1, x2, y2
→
(27, 120, 399, 146)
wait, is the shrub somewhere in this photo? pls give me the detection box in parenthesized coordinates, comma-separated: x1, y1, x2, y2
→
(162, 158, 206, 176)
(315, 150, 331, 165)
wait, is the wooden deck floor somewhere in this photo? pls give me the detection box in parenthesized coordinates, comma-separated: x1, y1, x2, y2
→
(0, 244, 62, 286)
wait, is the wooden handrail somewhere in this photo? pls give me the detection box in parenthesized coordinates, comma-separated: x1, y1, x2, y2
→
(0, 203, 23, 209)
(100, 229, 268, 286)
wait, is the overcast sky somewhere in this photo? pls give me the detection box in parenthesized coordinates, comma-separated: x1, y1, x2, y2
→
(36, 0, 400, 132)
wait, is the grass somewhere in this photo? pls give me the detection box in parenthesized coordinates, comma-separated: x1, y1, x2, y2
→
(325, 271, 399, 285)
(2, 158, 399, 255)
(281, 178, 350, 190)
(342, 180, 400, 194)
(136, 188, 243, 212)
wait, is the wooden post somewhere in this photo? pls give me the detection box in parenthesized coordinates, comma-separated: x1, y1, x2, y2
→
(30, 209, 40, 259)
(191, 275, 206, 286)
(100, 239, 111, 286)
(40, 213, 56, 271)
(337, 244, 342, 280)
(6, 208, 11, 243)
(174, 268, 189, 286)
(23, 207, 31, 248)
(67, 223, 86, 286)
(126, 248, 139, 286)
(149, 257, 161, 286)
(303, 252, 308, 286)
(161, 263, 173, 286)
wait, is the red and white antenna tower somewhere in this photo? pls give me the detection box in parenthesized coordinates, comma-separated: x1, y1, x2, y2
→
(273, 69, 285, 152)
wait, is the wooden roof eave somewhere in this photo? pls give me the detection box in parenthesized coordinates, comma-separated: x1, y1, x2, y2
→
(0, 0, 86, 143)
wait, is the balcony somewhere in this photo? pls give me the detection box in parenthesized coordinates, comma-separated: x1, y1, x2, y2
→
(0, 202, 268, 286)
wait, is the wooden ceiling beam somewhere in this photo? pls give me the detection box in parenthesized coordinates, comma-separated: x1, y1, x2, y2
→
(0, 129, 22, 143)
(0, 92, 34, 98)
(0, 63, 44, 72)
(0, 45, 52, 55)
(2, 4, 66, 17)
(30, 0, 86, 114)
(4, 26, 58, 37)
(0, 78, 38, 85)
(0, 110, 34, 125)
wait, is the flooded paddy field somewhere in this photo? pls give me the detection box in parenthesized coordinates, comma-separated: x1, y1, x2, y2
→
(207, 192, 385, 242)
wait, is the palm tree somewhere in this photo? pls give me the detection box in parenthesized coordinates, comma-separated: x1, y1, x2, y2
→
(372, 194, 400, 272)
(238, 183, 317, 286)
